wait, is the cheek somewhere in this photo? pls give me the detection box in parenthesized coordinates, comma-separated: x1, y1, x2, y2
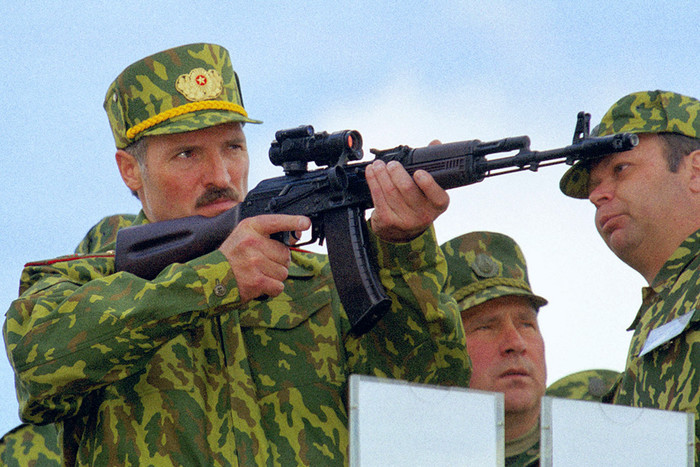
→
(237, 162, 249, 184)
(530, 337, 547, 381)
(465, 339, 494, 387)
(239, 166, 249, 192)
(147, 172, 201, 214)
(227, 160, 249, 192)
(161, 176, 195, 202)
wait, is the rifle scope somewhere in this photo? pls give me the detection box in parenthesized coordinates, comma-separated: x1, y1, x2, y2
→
(269, 125, 363, 168)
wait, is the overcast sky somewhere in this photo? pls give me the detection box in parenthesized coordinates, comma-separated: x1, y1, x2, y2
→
(1, 1, 698, 435)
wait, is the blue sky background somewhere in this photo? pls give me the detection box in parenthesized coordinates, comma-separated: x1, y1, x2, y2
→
(1, 2, 698, 434)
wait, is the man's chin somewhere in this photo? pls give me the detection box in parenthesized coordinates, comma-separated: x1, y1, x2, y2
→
(502, 389, 540, 413)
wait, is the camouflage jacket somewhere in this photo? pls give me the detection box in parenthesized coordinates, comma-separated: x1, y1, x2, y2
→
(3, 212, 470, 466)
(607, 228, 700, 463)
(0, 423, 61, 466)
(505, 444, 538, 467)
(504, 422, 539, 467)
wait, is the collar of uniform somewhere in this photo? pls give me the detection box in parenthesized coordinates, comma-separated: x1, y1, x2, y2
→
(627, 286, 655, 331)
(649, 228, 700, 293)
(626, 228, 700, 331)
(505, 420, 540, 459)
(132, 210, 150, 225)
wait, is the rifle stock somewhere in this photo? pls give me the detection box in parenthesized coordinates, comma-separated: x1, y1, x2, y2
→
(115, 113, 638, 334)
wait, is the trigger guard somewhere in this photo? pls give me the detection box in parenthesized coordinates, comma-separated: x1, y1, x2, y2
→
(270, 231, 291, 245)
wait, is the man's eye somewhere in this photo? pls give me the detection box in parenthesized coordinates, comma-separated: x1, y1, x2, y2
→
(176, 151, 193, 159)
(613, 163, 629, 174)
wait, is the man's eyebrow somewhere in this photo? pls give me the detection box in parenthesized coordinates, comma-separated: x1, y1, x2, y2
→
(167, 143, 199, 154)
(516, 309, 537, 321)
(464, 313, 498, 328)
(225, 134, 247, 145)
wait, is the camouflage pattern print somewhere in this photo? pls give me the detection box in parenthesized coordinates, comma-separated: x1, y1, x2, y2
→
(504, 423, 539, 467)
(441, 231, 547, 312)
(0, 423, 61, 466)
(104, 43, 262, 148)
(3, 212, 470, 466)
(603, 230, 700, 463)
(560, 90, 700, 199)
(545, 369, 620, 402)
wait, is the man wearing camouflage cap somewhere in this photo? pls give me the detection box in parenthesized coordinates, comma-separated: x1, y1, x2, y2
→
(442, 231, 547, 467)
(560, 90, 700, 461)
(3, 43, 470, 465)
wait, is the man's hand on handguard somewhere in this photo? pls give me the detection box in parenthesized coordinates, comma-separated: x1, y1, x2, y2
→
(219, 214, 311, 304)
(365, 158, 449, 243)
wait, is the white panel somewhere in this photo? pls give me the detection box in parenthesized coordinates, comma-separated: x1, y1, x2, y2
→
(349, 375, 504, 467)
(541, 396, 694, 467)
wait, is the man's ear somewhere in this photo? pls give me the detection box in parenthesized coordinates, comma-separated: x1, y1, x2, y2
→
(687, 149, 700, 194)
(115, 149, 144, 193)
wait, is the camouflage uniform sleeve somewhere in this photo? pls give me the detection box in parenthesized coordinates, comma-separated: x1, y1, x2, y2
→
(3, 249, 242, 424)
(0, 423, 61, 466)
(346, 224, 471, 386)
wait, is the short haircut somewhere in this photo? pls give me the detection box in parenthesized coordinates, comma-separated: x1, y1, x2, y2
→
(122, 137, 148, 198)
(658, 133, 700, 172)
(124, 137, 148, 166)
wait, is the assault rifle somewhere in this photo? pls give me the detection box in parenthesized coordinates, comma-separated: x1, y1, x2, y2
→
(115, 112, 638, 334)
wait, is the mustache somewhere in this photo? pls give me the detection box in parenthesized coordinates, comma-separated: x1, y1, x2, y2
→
(195, 186, 242, 209)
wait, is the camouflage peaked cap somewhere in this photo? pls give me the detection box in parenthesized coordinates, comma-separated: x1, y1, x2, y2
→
(104, 43, 262, 148)
(545, 369, 620, 402)
(560, 90, 700, 199)
(441, 231, 547, 313)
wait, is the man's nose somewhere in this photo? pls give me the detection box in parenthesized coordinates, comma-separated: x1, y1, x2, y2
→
(500, 320, 526, 354)
(588, 178, 613, 208)
(204, 153, 232, 187)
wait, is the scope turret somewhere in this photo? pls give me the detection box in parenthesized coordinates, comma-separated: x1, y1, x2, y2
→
(269, 125, 363, 171)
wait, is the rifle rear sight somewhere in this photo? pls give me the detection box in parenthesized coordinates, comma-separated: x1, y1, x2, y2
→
(269, 125, 363, 174)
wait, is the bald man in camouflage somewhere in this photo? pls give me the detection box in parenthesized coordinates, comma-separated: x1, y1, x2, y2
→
(560, 90, 700, 462)
(3, 43, 470, 466)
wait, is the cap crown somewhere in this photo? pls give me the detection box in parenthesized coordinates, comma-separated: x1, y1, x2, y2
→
(441, 231, 547, 312)
(546, 369, 620, 401)
(593, 90, 700, 138)
(560, 90, 700, 198)
(104, 43, 261, 148)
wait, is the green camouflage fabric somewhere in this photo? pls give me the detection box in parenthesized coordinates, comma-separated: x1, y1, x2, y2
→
(0, 423, 61, 466)
(504, 422, 539, 467)
(104, 43, 261, 148)
(441, 231, 547, 312)
(3, 212, 470, 466)
(602, 229, 700, 463)
(560, 90, 700, 199)
(545, 369, 620, 402)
